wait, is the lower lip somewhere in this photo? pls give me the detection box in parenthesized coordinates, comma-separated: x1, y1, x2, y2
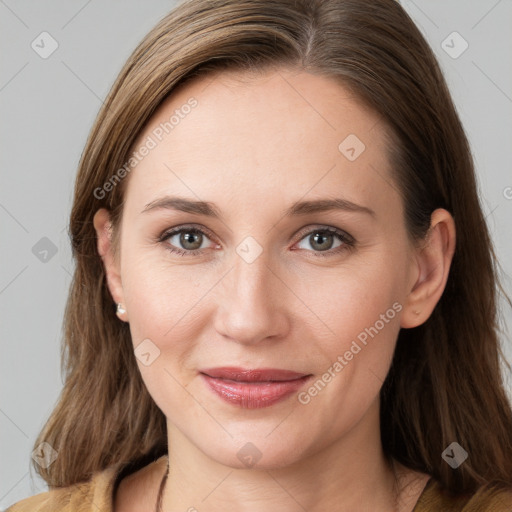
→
(201, 374, 312, 409)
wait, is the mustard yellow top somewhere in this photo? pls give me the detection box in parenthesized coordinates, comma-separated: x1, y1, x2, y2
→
(5, 455, 512, 511)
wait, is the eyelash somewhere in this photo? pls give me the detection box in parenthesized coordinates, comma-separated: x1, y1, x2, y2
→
(158, 224, 355, 258)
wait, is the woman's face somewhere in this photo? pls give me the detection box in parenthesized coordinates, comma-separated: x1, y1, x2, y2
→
(99, 67, 422, 468)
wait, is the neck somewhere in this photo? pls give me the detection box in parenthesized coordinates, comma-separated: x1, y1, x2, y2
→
(160, 402, 416, 512)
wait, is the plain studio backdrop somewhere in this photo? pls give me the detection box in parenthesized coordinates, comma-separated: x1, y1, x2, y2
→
(1, 0, 511, 508)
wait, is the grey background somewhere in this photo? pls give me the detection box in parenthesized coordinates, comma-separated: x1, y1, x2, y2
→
(1, 0, 511, 508)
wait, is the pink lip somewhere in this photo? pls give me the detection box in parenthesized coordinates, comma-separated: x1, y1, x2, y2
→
(200, 367, 312, 409)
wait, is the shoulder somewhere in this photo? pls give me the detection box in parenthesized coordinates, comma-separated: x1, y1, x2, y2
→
(4, 463, 121, 512)
(4, 455, 169, 512)
(415, 478, 512, 512)
(462, 485, 512, 511)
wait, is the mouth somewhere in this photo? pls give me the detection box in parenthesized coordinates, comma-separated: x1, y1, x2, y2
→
(199, 367, 313, 409)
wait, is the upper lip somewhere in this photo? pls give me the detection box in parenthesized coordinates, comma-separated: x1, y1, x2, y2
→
(200, 367, 310, 382)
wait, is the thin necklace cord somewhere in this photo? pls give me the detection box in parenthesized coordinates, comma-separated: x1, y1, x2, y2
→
(155, 456, 170, 512)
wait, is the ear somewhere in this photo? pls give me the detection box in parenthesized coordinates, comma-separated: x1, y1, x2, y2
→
(93, 208, 128, 321)
(400, 208, 456, 328)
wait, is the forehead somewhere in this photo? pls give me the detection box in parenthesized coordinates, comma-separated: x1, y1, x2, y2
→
(123, 67, 397, 217)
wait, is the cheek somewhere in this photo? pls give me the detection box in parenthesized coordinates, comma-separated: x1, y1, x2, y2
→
(298, 256, 404, 346)
(120, 252, 220, 407)
(294, 269, 402, 430)
(121, 243, 208, 336)
(294, 256, 405, 403)
(120, 256, 206, 414)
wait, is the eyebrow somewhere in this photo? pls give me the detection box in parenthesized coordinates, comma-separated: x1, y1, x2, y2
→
(141, 196, 376, 218)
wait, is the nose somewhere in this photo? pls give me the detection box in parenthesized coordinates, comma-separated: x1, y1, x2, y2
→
(213, 246, 290, 346)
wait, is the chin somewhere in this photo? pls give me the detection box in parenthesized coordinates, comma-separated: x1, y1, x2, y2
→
(196, 430, 315, 471)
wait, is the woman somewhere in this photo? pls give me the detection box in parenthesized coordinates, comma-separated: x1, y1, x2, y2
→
(7, 0, 512, 511)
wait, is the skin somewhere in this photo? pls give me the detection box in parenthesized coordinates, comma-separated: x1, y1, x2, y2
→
(94, 66, 456, 511)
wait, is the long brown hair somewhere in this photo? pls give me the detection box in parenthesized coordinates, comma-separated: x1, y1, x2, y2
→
(32, 0, 512, 496)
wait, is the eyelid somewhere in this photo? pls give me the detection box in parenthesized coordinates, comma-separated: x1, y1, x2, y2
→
(159, 223, 355, 257)
(293, 224, 355, 245)
(159, 223, 217, 243)
(158, 223, 219, 254)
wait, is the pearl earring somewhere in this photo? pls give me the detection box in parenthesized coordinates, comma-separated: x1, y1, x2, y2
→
(116, 303, 126, 315)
